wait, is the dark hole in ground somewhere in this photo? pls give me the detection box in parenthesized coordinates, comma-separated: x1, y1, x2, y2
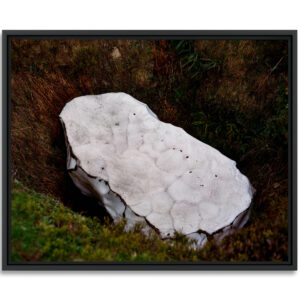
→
(55, 124, 112, 222)
(62, 174, 112, 221)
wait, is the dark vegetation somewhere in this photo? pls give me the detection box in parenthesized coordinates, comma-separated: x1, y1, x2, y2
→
(11, 40, 288, 262)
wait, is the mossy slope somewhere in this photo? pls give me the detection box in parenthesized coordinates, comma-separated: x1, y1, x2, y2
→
(11, 183, 198, 262)
(11, 183, 288, 262)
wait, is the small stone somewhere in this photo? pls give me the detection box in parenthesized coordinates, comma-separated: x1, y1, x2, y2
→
(111, 47, 121, 59)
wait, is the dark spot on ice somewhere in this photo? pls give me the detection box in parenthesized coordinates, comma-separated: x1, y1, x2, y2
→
(172, 147, 175, 150)
(101, 167, 105, 170)
(186, 156, 189, 158)
(115, 122, 119, 126)
(215, 174, 218, 177)
(133, 113, 136, 115)
(180, 150, 183, 152)
(189, 171, 192, 173)
(200, 184, 204, 187)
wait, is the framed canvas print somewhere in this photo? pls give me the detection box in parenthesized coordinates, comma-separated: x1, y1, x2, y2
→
(2, 30, 297, 270)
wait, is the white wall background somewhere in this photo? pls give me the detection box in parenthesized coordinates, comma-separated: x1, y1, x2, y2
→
(0, 1, 299, 299)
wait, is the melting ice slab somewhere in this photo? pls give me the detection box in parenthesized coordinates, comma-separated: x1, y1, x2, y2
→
(60, 92, 253, 246)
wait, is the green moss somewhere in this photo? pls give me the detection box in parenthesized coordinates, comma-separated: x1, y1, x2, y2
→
(11, 183, 193, 262)
(11, 182, 288, 262)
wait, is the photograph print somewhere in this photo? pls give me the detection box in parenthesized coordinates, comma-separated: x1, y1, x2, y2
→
(2, 30, 297, 270)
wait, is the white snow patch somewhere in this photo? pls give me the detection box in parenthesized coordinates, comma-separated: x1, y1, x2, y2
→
(60, 92, 254, 246)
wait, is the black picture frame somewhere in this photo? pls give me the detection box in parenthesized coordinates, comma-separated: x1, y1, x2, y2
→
(2, 30, 297, 271)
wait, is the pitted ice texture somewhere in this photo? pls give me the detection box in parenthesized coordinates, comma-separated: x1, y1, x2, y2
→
(60, 92, 253, 241)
